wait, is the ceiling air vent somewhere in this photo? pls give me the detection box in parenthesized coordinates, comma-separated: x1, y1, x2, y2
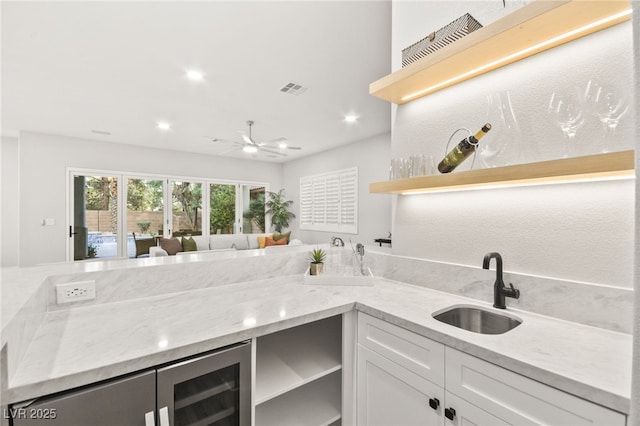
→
(280, 82, 308, 95)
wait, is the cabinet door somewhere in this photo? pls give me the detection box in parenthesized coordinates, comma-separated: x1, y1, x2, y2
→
(357, 344, 443, 426)
(157, 342, 251, 426)
(445, 348, 626, 425)
(12, 371, 155, 426)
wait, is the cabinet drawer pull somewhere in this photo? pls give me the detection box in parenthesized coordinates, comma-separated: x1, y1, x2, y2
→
(145, 411, 155, 426)
(159, 406, 170, 426)
(429, 397, 440, 410)
(445, 407, 456, 420)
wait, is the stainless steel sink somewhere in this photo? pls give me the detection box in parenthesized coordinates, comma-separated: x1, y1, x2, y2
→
(433, 305, 522, 335)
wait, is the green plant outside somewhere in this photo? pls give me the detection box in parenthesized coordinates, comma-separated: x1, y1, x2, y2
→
(137, 221, 151, 234)
(243, 193, 266, 233)
(210, 184, 236, 233)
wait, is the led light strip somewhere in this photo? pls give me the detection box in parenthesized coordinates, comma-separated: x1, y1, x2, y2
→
(400, 172, 635, 195)
(401, 9, 632, 102)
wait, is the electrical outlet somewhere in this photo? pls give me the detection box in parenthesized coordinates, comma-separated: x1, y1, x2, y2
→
(56, 281, 96, 304)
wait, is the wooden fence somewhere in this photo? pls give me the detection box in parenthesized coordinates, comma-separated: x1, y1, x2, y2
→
(85, 210, 202, 234)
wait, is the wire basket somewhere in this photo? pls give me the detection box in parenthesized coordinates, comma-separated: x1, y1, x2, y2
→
(402, 13, 483, 67)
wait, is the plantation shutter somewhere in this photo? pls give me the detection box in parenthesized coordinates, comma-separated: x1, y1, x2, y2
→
(299, 167, 358, 234)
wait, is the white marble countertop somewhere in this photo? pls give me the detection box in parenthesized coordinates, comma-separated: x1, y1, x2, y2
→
(4, 273, 631, 415)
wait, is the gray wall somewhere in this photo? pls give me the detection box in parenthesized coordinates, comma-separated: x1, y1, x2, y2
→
(1, 137, 20, 267)
(3, 130, 392, 266)
(15, 131, 284, 266)
(282, 132, 392, 246)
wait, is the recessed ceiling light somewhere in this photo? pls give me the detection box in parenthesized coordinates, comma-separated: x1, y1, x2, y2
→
(344, 115, 358, 123)
(186, 70, 204, 81)
(243, 146, 258, 153)
(157, 122, 171, 130)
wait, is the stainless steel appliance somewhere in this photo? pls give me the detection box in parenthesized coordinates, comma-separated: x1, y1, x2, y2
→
(11, 341, 251, 426)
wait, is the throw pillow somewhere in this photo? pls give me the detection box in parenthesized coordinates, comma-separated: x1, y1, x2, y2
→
(273, 231, 291, 244)
(182, 237, 197, 252)
(160, 237, 183, 255)
(258, 235, 273, 249)
(265, 236, 287, 247)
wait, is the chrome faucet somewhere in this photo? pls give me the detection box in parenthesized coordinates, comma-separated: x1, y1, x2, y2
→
(482, 252, 520, 309)
(331, 236, 344, 247)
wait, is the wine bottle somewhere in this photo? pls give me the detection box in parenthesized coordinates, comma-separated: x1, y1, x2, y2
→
(437, 123, 492, 173)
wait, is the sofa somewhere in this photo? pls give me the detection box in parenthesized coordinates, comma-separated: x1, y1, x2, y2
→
(149, 232, 302, 257)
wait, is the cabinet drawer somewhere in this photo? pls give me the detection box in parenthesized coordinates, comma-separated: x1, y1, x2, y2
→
(358, 312, 444, 387)
(357, 344, 443, 426)
(446, 347, 626, 426)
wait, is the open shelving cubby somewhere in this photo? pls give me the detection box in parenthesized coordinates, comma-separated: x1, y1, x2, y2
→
(254, 315, 342, 426)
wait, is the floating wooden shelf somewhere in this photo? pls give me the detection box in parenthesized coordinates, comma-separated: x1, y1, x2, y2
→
(370, 0, 631, 104)
(370, 150, 635, 194)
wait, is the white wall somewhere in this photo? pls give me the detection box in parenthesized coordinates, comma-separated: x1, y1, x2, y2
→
(630, 2, 639, 424)
(282, 132, 392, 246)
(1, 137, 20, 267)
(391, 2, 635, 288)
(17, 131, 283, 266)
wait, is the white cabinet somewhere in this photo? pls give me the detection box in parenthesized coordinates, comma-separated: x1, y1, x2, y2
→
(356, 313, 627, 426)
(445, 347, 626, 426)
(357, 313, 445, 425)
(357, 344, 443, 425)
(255, 315, 342, 426)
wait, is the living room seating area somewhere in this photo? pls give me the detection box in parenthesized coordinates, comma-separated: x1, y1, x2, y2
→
(149, 232, 300, 256)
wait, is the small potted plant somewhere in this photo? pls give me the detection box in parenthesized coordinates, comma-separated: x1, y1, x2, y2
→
(309, 248, 326, 276)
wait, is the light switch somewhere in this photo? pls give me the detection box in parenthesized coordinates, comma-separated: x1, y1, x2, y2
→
(43, 218, 56, 226)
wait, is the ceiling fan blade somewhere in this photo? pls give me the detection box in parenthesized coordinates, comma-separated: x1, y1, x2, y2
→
(210, 137, 240, 145)
(241, 133, 254, 145)
(285, 146, 302, 150)
(265, 137, 288, 144)
(259, 147, 287, 157)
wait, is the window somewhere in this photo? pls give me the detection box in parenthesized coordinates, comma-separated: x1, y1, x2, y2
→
(68, 168, 267, 261)
(300, 167, 358, 234)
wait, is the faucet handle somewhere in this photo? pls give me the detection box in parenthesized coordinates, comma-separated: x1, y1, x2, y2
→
(507, 283, 520, 299)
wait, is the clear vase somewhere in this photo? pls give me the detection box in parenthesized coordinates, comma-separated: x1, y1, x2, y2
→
(479, 91, 522, 168)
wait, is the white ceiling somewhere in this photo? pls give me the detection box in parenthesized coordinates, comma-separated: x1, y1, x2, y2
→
(1, 1, 392, 163)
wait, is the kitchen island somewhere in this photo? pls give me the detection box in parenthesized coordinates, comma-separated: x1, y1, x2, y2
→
(0, 248, 632, 422)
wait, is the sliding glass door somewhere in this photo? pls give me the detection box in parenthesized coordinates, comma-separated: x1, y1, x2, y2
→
(69, 169, 267, 261)
(241, 185, 266, 234)
(209, 184, 236, 234)
(171, 181, 203, 237)
(127, 178, 164, 258)
(70, 173, 121, 261)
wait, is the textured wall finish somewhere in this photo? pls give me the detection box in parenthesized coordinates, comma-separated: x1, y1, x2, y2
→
(390, 4, 634, 291)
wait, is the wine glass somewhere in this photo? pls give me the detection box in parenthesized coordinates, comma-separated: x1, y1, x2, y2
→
(479, 91, 521, 167)
(583, 80, 629, 153)
(548, 91, 585, 158)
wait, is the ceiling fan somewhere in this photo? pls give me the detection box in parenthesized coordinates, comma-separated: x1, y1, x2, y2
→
(211, 120, 301, 157)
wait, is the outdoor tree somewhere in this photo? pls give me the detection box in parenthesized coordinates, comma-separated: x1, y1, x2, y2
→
(244, 192, 265, 233)
(210, 185, 236, 234)
(172, 182, 202, 230)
